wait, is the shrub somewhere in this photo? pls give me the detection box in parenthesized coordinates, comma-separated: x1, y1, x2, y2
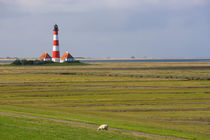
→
(11, 59, 54, 66)
(10, 59, 81, 66)
(11, 59, 21, 65)
(33, 60, 43, 65)
(20, 59, 28, 65)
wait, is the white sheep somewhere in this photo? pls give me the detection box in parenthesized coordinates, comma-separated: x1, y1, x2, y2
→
(97, 124, 108, 131)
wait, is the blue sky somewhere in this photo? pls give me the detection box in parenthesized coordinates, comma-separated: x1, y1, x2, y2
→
(0, 0, 209, 58)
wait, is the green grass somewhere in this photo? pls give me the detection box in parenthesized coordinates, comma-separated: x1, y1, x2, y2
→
(0, 62, 210, 139)
(0, 113, 142, 140)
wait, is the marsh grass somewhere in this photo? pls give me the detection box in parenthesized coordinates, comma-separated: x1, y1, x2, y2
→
(0, 62, 210, 139)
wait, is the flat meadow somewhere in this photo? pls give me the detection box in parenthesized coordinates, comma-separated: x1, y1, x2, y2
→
(0, 62, 210, 139)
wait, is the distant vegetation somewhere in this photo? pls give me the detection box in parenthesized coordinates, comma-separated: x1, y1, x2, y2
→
(10, 59, 83, 66)
(11, 59, 52, 65)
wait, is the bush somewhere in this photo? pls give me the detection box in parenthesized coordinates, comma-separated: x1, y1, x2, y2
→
(11, 59, 21, 65)
(11, 59, 54, 66)
(20, 59, 28, 65)
(33, 60, 43, 65)
(10, 60, 82, 66)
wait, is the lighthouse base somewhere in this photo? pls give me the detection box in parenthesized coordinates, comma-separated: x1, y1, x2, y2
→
(52, 58, 60, 63)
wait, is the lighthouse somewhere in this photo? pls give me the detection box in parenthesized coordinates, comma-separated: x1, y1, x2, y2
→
(39, 24, 77, 63)
(52, 24, 60, 62)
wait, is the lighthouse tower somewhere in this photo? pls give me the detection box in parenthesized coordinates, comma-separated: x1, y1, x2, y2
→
(52, 24, 60, 62)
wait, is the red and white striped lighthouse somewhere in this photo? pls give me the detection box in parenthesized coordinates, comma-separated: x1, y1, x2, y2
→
(52, 24, 60, 62)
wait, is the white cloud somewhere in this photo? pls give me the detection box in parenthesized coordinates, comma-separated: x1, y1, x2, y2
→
(0, 0, 209, 13)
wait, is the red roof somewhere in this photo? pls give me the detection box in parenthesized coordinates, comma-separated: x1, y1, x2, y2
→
(39, 52, 52, 60)
(61, 51, 74, 60)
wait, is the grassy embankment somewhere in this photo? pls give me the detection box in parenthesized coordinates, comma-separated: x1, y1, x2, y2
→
(0, 62, 210, 139)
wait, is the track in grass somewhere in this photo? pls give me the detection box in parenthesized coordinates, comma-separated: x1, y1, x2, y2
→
(0, 112, 184, 140)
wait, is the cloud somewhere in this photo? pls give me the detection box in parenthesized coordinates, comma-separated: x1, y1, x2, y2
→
(0, 0, 209, 13)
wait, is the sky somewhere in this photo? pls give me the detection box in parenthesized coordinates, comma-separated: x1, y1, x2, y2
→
(0, 0, 209, 58)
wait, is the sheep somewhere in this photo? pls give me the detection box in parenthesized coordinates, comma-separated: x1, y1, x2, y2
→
(97, 124, 108, 131)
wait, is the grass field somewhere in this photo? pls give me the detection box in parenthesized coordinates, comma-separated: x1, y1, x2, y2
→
(0, 62, 210, 140)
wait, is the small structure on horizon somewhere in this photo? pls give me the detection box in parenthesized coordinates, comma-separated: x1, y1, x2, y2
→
(39, 52, 52, 61)
(60, 51, 75, 63)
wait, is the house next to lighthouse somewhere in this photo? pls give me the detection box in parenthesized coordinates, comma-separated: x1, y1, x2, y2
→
(60, 51, 75, 63)
(39, 52, 52, 61)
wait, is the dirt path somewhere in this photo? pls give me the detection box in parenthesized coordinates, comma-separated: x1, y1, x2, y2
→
(0, 112, 185, 140)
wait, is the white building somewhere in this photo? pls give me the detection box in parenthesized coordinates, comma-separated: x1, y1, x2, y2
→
(39, 52, 52, 61)
(60, 51, 75, 63)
